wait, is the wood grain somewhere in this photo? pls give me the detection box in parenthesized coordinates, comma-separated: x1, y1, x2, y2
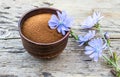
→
(0, 0, 120, 77)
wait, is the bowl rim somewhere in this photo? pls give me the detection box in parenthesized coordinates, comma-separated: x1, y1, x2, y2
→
(18, 7, 70, 46)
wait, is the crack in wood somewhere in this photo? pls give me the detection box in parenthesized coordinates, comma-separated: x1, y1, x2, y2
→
(43, 2, 54, 6)
(0, 29, 11, 38)
(0, 16, 11, 20)
(0, 38, 20, 40)
(42, 72, 54, 77)
(4, 7, 11, 9)
(8, 50, 25, 53)
(15, 16, 21, 18)
(0, 11, 9, 15)
(2, 47, 15, 49)
(110, 21, 120, 27)
(0, 30, 5, 35)
(0, 75, 18, 77)
(0, 21, 12, 24)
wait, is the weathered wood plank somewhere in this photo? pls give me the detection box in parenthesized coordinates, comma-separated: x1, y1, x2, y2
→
(0, 38, 119, 77)
(0, 24, 120, 39)
(0, 0, 120, 77)
(0, 38, 120, 52)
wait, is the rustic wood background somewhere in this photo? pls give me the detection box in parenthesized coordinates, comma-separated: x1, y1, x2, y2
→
(0, 0, 120, 77)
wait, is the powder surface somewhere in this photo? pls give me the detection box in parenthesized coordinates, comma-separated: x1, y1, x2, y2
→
(22, 13, 63, 43)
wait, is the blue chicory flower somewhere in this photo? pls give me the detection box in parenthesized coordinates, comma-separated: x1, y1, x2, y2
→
(81, 11, 103, 29)
(78, 30, 95, 46)
(81, 16, 95, 29)
(92, 11, 104, 24)
(48, 11, 73, 35)
(85, 38, 106, 62)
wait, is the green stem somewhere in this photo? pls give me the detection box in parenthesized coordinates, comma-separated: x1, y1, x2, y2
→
(70, 30, 79, 40)
(103, 55, 118, 69)
(98, 24, 120, 76)
(103, 55, 120, 74)
(97, 24, 113, 57)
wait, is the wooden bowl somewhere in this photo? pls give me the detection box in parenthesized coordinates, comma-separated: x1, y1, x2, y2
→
(18, 8, 70, 59)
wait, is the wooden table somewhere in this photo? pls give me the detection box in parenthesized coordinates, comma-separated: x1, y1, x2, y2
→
(0, 0, 120, 77)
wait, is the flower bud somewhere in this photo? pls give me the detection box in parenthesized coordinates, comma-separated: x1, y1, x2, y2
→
(104, 32, 110, 40)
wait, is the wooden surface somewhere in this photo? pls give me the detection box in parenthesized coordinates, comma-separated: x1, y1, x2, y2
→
(0, 0, 120, 77)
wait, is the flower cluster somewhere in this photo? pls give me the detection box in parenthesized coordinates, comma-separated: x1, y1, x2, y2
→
(71, 11, 120, 77)
(78, 11, 106, 62)
(48, 11, 120, 77)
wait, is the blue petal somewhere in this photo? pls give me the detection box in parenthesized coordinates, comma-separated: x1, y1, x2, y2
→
(85, 46, 94, 51)
(48, 15, 59, 29)
(84, 30, 95, 40)
(49, 15, 59, 23)
(98, 51, 102, 57)
(92, 11, 103, 24)
(89, 53, 95, 58)
(64, 17, 73, 27)
(85, 46, 94, 54)
(49, 26, 56, 29)
(64, 27, 70, 31)
(102, 43, 107, 50)
(57, 26, 62, 33)
(61, 11, 67, 21)
(93, 53, 99, 62)
(57, 25, 66, 35)
(61, 25, 67, 30)
(88, 39, 97, 48)
(97, 38, 103, 47)
(81, 16, 95, 29)
(48, 21, 58, 29)
(85, 50, 94, 55)
(63, 25, 70, 31)
(78, 41, 85, 46)
(57, 11, 64, 21)
(57, 11, 67, 22)
(78, 35, 84, 41)
(61, 30, 66, 35)
(78, 35, 87, 46)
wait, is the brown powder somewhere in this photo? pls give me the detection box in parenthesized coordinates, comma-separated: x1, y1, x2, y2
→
(22, 13, 63, 43)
